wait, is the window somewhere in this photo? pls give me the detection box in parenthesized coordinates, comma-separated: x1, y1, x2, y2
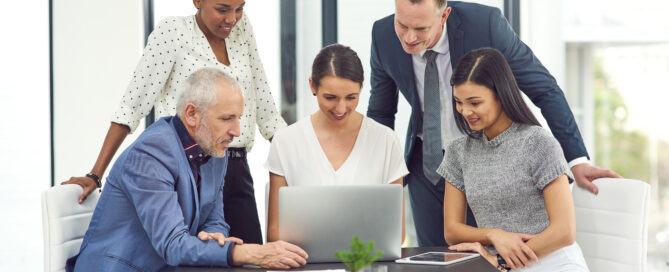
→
(524, 1, 669, 269)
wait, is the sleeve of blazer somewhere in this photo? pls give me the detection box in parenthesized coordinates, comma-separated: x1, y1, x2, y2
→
(368, 19, 399, 130)
(200, 184, 230, 235)
(120, 150, 233, 267)
(488, 8, 588, 161)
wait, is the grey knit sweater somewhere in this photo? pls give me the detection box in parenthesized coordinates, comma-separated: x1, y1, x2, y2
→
(436, 122, 572, 235)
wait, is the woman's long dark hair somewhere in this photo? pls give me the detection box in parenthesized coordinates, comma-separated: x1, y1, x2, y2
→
(450, 47, 541, 138)
(311, 43, 364, 88)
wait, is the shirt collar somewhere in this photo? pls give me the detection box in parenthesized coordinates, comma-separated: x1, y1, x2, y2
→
(173, 115, 211, 165)
(483, 122, 521, 147)
(419, 22, 449, 57)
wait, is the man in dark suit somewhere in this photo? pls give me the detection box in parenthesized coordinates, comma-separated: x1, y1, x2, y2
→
(368, 0, 620, 247)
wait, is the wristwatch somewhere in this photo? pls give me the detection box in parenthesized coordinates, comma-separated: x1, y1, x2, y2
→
(496, 254, 510, 272)
(86, 173, 102, 188)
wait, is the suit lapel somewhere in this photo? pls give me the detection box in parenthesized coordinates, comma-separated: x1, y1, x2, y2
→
(447, 7, 464, 70)
(187, 169, 200, 233)
(169, 117, 201, 234)
(199, 165, 213, 211)
(397, 51, 417, 104)
(197, 160, 221, 226)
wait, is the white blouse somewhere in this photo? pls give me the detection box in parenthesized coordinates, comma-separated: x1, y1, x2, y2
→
(112, 14, 285, 150)
(264, 116, 409, 186)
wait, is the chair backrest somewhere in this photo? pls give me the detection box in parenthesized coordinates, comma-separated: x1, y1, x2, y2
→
(41, 184, 100, 272)
(573, 178, 650, 272)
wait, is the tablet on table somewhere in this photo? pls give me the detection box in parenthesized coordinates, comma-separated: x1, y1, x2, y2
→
(395, 251, 480, 266)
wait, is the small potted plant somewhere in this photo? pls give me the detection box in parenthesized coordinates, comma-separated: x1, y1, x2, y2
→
(334, 235, 384, 272)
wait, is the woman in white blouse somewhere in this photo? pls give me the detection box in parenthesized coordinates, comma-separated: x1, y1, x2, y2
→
(62, 0, 283, 244)
(265, 44, 409, 242)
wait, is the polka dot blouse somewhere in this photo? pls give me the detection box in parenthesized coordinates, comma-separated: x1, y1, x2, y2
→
(112, 13, 286, 151)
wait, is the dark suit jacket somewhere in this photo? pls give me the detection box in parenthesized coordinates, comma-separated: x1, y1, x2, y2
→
(368, 1, 587, 166)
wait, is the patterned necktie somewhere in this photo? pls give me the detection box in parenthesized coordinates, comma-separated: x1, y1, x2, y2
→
(422, 50, 443, 185)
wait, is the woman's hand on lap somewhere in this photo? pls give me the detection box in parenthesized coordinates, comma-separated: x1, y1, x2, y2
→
(486, 229, 538, 270)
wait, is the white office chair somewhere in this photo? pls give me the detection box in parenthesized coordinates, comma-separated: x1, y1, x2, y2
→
(573, 178, 650, 272)
(41, 184, 100, 272)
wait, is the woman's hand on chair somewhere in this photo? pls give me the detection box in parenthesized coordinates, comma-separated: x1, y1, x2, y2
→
(61, 176, 98, 204)
(486, 229, 538, 270)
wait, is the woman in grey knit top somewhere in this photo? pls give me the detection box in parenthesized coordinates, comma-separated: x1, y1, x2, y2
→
(438, 48, 588, 272)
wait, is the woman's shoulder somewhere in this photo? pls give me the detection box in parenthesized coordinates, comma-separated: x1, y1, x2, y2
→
(238, 12, 251, 29)
(147, 16, 195, 43)
(518, 123, 553, 139)
(239, 13, 254, 33)
(155, 15, 192, 30)
(452, 134, 470, 144)
(363, 116, 406, 146)
(445, 134, 470, 152)
(363, 116, 396, 136)
(516, 123, 560, 148)
(227, 13, 253, 40)
(272, 117, 311, 142)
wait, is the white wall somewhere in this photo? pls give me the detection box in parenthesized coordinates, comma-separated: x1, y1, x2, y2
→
(520, 1, 564, 87)
(514, 1, 561, 130)
(0, 1, 143, 270)
(295, 0, 323, 119)
(0, 2, 50, 271)
(52, 0, 145, 183)
(520, 1, 589, 150)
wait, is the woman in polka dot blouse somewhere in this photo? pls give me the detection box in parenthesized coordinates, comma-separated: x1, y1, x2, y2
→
(62, 0, 284, 244)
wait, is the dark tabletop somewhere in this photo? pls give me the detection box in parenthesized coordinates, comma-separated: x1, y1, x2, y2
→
(176, 247, 497, 272)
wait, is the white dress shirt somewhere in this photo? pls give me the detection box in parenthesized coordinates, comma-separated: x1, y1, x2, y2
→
(112, 14, 286, 151)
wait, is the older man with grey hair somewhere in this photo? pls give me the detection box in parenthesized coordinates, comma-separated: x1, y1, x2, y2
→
(68, 68, 307, 272)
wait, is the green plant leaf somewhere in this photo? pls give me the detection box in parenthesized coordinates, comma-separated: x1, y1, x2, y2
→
(334, 235, 384, 271)
(354, 259, 366, 270)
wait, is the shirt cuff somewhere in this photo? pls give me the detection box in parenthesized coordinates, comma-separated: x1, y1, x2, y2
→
(226, 242, 237, 267)
(568, 156, 590, 169)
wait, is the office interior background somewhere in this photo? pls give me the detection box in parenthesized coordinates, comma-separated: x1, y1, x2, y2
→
(1, 0, 668, 270)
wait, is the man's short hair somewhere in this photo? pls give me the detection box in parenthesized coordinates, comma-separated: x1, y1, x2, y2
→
(407, 0, 447, 13)
(176, 68, 240, 117)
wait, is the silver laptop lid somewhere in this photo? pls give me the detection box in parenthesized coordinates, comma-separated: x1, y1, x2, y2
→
(278, 184, 402, 263)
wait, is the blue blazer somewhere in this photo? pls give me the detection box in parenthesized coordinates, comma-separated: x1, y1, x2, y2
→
(69, 117, 233, 272)
(368, 1, 587, 165)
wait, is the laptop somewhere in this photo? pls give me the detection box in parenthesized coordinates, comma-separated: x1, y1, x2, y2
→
(278, 184, 403, 263)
